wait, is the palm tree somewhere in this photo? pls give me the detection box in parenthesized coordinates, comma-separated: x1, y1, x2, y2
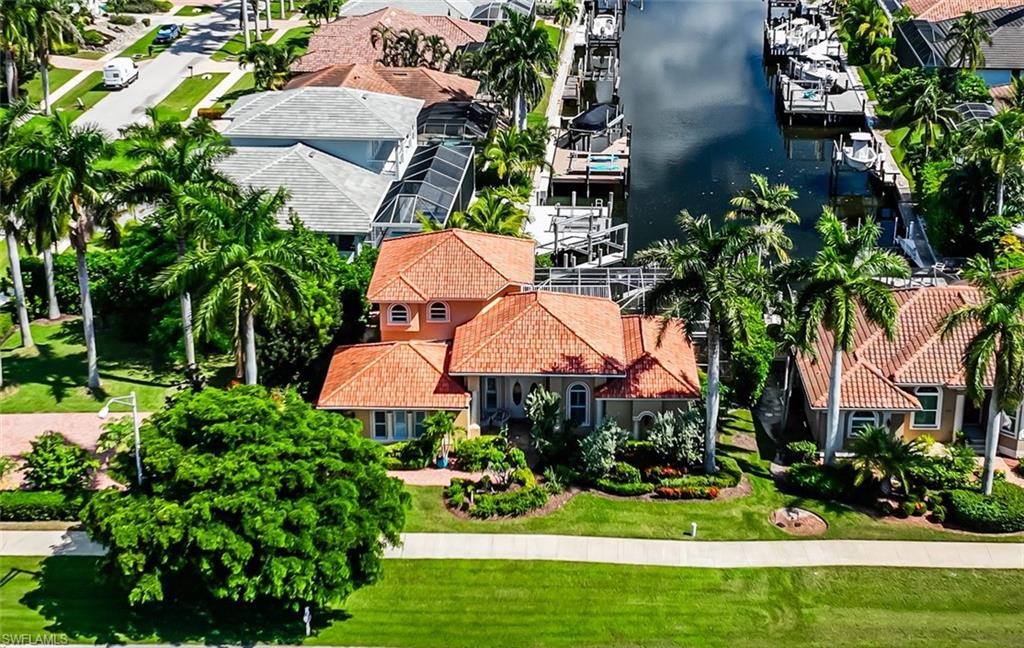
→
(1, 0, 29, 103)
(551, 0, 579, 46)
(479, 12, 557, 129)
(240, 41, 299, 90)
(24, 0, 80, 115)
(963, 110, 1024, 217)
(792, 210, 909, 465)
(869, 45, 898, 73)
(422, 188, 528, 236)
(636, 212, 762, 474)
(945, 11, 993, 72)
(17, 186, 67, 322)
(839, 0, 891, 46)
(119, 109, 235, 382)
(484, 125, 549, 185)
(892, 82, 959, 157)
(1, 99, 34, 347)
(725, 173, 799, 265)
(940, 256, 1024, 495)
(157, 187, 320, 385)
(1008, 76, 1024, 112)
(18, 113, 120, 390)
(240, 0, 251, 48)
(847, 425, 924, 495)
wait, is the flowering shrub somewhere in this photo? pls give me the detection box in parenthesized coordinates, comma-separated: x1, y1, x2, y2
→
(654, 486, 718, 500)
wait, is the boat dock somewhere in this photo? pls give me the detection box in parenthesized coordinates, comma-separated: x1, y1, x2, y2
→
(529, 266, 669, 312)
(550, 125, 631, 195)
(528, 193, 627, 267)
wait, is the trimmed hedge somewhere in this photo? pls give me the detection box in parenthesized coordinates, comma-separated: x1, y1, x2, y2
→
(453, 435, 504, 471)
(469, 485, 548, 518)
(947, 482, 1024, 533)
(109, 14, 137, 25)
(785, 462, 858, 501)
(607, 461, 641, 484)
(715, 456, 742, 488)
(654, 485, 718, 500)
(594, 480, 654, 496)
(0, 490, 82, 521)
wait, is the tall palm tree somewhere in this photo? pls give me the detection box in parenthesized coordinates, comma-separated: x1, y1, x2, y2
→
(240, 41, 299, 90)
(892, 82, 959, 157)
(17, 189, 67, 322)
(157, 187, 320, 385)
(963, 110, 1024, 217)
(725, 173, 799, 265)
(792, 210, 909, 465)
(839, 0, 891, 46)
(1, 99, 34, 347)
(551, 0, 579, 46)
(945, 11, 993, 72)
(940, 256, 1024, 495)
(1, 0, 29, 103)
(847, 425, 924, 495)
(24, 0, 80, 115)
(636, 212, 762, 474)
(479, 12, 557, 129)
(484, 125, 549, 185)
(240, 0, 251, 48)
(18, 113, 120, 390)
(119, 110, 235, 381)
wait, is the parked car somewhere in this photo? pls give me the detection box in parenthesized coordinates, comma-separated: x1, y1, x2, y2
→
(153, 23, 181, 44)
(102, 57, 139, 89)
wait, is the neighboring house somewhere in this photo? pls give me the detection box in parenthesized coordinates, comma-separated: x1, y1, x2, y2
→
(795, 284, 1024, 458)
(892, 3, 1024, 85)
(286, 64, 481, 107)
(293, 7, 490, 73)
(317, 230, 701, 440)
(337, 0, 535, 25)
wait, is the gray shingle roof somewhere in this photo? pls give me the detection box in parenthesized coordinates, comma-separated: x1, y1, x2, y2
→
(897, 6, 1024, 70)
(222, 88, 424, 140)
(218, 144, 393, 235)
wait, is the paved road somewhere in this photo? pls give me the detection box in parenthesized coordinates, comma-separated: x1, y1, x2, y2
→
(4, 531, 1022, 568)
(77, 4, 240, 134)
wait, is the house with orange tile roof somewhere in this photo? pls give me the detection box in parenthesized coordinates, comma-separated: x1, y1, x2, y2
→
(286, 65, 480, 107)
(317, 230, 701, 442)
(795, 284, 1024, 458)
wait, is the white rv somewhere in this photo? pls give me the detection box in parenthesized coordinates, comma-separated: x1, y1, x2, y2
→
(102, 58, 139, 89)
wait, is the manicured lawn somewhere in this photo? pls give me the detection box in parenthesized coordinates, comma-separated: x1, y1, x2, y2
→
(173, 3, 214, 15)
(20, 67, 79, 104)
(211, 29, 276, 62)
(278, 24, 315, 55)
(152, 72, 227, 122)
(0, 319, 180, 413)
(68, 49, 106, 60)
(2, 556, 1022, 646)
(117, 27, 176, 61)
(885, 126, 916, 191)
(211, 72, 255, 110)
(537, 19, 561, 51)
(526, 76, 554, 129)
(29, 71, 109, 124)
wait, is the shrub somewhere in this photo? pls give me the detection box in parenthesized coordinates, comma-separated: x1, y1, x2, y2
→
(785, 462, 857, 501)
(23, 431, 98, 493)
(785, 440, 818, 465)
(119, 0, 172, 12)
(454, 435, 504, 471)
(398, 411, 453, 469)
(527, 386, 573, 465)
(109, 14, 136, 25)
(654, 485, 718, 500)
(0, 490, 83, 521)
(728, 298, 775, 405)
(510, 467, 536, 487)
(647, 408, 704, 468)
(903, 500, 926, 517)
(906, 443, 976, 492)
(578, 419, 627, 478)
(0, 455, 17, 481)
(82, 30, 106, 46)
(594, 480, 654, 496)
(618, 440, 658, 470)
(929, 503, 947, 523)
(607, 461, 641, 484)
(947, 482, 1024, 533)
(715, 456, 742, 488)
(52, 42, 79, 55)
(469, 485, 548, 518)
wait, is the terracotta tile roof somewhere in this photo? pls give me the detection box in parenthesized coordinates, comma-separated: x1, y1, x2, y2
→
(286, 64, 479, 106)
(317, 341, 469, 409)
(293, 7, 489, 72)
(595, 316, 702, 400)
(796, 285, 991, 411)
(449, 291, 627, 375)
(902, 0, 1015, 22)
(367, 229, 535, 303)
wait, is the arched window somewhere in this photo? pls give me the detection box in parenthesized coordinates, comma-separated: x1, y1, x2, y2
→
(634, 411, 656, 439)
(912, 387, 941, 429)
(566, 383, 590, 426)
(427, 301, 449, 322)
(847, 411, 877, 437)
(388, 304, 409, 325)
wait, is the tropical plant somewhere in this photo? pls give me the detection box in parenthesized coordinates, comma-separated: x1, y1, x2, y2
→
(847, 424, 924, 494)
(551, 0, 579, 45)
(428, 188, 527, 236)
(1, 98, 34, 347)
(303, 0, 341, 26)
(119, 110, 236, 382)
(239, 40, 299, 90)
(478, 12, 557, 128)
(944, 10, 993, 72)
(0, 0, 29, 103)
(525, 385, 566, 464)
(725, 173, 799, 265)
(892, 81, 959, 157)
(1009, 76, 1024, 112)
(636, 212, 764, 474)
(18, 113, 121, 390)
(963, 110, 1024, 217)
(839, 0, 891, 46)
(578, 418, 628, 478)
(23, 0, 81, 114)
(23, 430, 98, 493)
(157, 188, 321, 385)
(940, 256, 1024, 495)
(869, 44, 898, 73)
(791, 209, 909, 465)
(483, 125, 549, 185)
(80, 386, 409, 608)
(646, 408, 705, 468)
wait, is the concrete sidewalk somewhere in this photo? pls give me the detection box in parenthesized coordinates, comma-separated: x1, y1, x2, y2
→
(4, 530, 1022, 569)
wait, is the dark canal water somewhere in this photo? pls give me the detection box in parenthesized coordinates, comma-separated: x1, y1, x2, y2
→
(619, 0, 874, 256)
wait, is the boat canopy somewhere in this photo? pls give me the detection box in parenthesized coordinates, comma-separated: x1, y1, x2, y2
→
(569, 103, 622, 132)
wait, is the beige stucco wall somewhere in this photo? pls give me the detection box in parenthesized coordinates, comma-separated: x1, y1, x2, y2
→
(342, 408, 470, 440)
(898, 387, 956, 443)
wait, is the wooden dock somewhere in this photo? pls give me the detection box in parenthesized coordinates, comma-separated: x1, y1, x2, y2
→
(551, 130, 631, 195)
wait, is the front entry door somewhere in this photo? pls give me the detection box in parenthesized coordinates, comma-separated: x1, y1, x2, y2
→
(508, 378, 527, 418)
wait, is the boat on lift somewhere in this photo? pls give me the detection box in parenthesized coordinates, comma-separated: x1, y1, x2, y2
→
(842, 132, 878, 171)
(591, 14, 616, 39)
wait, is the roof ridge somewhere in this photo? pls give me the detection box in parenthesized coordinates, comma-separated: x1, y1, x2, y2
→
(407, 339, 447, 374)
(856, 360, 922, 409)
(452, 294, 537, 370)
(300, 146, 385, 215)
(237, 143, 303, 182)
(537, 292, 624, 367)
(452, 229, 524, 284)
(855, 286, 931, 363)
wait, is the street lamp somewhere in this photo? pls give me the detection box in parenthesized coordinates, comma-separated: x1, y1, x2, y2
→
(98, 391, 143, 486)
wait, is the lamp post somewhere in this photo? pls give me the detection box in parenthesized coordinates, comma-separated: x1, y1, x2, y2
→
(98, 391, 143, 486)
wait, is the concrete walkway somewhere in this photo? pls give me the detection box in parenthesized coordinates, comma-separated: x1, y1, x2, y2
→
(4, 530, 1022, 569)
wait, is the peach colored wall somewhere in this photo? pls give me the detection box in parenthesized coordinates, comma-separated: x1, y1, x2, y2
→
(379, 300, 488, 341)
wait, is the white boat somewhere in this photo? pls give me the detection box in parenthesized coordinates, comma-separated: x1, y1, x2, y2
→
(842, 133, 878, 172)
(591, 14, 616, 39)
(791, 53, 844, 90)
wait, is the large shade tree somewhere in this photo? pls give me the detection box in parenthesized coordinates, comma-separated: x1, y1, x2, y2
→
(637, 212, 763, 474)
(940, 256, 1024, 495)
(791, 210, 909, 465)
(81, 385, 409, 610)
(478, 12, 557, 129)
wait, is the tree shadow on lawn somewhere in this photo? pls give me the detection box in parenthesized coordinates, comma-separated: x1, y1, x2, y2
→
(20, 557, 348, 645)
(2, 338, 84, 405)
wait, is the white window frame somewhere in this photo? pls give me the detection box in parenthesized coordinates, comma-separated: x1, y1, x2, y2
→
(427, 301, 449, 322)
(388, 304, 410, 325)
(847, 411, 877, 438)
(566, 382, 590, 426)
(373, 410, 430, 441)
(912, 387, 941, 429)
(1000, 405, 1023, 439)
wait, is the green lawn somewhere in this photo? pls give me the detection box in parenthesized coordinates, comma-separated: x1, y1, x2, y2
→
(211, 29, 276, 62)
(0, 319, 179, 413)
(30, 71, 109, 124)
(68, 49, 106, 60)
(20, 67, 79, 104)
(211, 72, 255, 110)
(117, 27, 174, 61)
(278, 24, 315, 55)
(173, 3, 214, 15)
(152, 72, 227, 122)
(526, 76, 554, 129)
(537, 19, 561, 51)
(1, 556, 1021, 647)
(885, 127, 916, 191)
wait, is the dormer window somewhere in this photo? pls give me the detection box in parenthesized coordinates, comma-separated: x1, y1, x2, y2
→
(427, 301, 449, 322)
(388, 304, 410, 325)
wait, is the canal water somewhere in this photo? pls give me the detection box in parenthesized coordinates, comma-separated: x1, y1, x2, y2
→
(619, 0, 877, 257)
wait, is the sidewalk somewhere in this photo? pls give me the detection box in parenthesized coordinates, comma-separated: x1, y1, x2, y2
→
(4, 530, 1022, 569)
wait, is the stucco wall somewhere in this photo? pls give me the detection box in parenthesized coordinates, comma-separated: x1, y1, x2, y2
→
(343, 408, 470, 440)
(379, 300, 490, 342)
